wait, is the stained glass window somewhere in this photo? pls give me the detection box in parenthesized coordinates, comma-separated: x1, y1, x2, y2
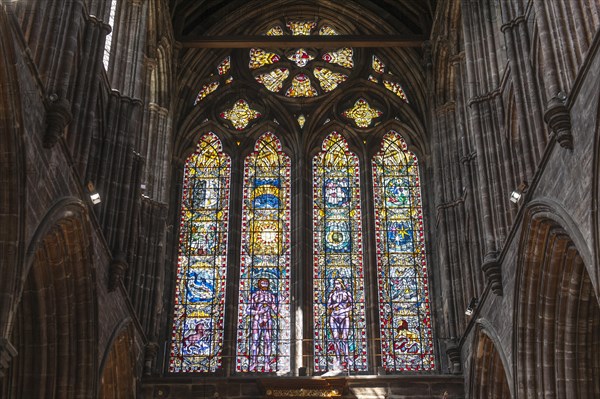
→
(217, 56, 231, 76)
(287, 20, 316, 35)
(286, 74, 317, 98)
(372, 55, 385, 74)
(313, 132, 368, 372)
(250, 48, 281, 69)
(170, 133, 231, 373)
(314, 67, 348, 92)
(236, 133, 291, 373)
(220, 100, 262, 130)
(372, 131, 433, 371)
(255, 68, 290, 93)
(322, 48, 354, 69)
(287, 48, 315, 67)
(342, 99, 383, 128)
(319, 25, 337, 35)
(266, 26, 284, 36)
(194, 81, 220, 105)
(383, 80, 409, 102)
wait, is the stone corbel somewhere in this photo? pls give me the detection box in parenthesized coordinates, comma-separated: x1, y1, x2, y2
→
(109, 252, 128, 291)
(481, 251, 503, 296)
(0, 337, 17, 378)
(44, 96, 73, 148)
(446, 344, 461, 374)
(144, 342, 159, 375)
(544, 95, 573, 150)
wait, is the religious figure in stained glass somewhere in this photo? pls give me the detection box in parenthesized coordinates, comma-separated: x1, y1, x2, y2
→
(169, 132, 230, 373)
(236, 133, 291, 373)
(313, 132, 368, 372)
(372, 131, 434, 371)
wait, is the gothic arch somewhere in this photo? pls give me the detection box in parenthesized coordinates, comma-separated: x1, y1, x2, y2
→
(99, 321, 137, 399)
(5, 200, 98, 398)
(469, 322, 512, 398)
(515, 203, 600, 398)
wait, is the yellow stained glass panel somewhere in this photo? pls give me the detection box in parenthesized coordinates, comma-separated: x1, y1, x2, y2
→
(383, 80, 409, 102)
(285, 74, 317, 98)
(342, 98, 383, 128)
(194, 81, 219, 105)
(249, 48, 281, 69)
(255, 68, 290, 92)
(322, 48, 354, 68)
(314, 67, 348, 92)
(287, 20, 316, 35)
(220, 100, 262, 130)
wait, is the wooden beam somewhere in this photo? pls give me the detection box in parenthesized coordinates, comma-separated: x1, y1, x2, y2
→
(180, 35, 425, 48)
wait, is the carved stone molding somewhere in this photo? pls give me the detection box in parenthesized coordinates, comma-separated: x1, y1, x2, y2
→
(0, 337, 17, 378)
(44, 97, 73, 149)
(144, 342, 159, 375)
(544, 96, 573, 150)
(481, 252, 503, 296)
(446, 344, 462, 374)
(109, 252, 128, 291)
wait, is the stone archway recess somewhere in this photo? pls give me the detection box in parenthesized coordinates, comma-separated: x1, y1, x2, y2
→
(516, 210, 600, 398)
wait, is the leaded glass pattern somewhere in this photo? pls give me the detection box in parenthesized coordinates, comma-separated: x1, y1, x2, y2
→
(286, 74, 317, 98)
(313, 132, 368, 372)
(266, 26, 284, 36)
(217, 56, 231, 75)
(314, 67, 348, 92)
(220, 100, 262, 130)
(236, 133, 291, 373)
(194, 81, 220, 105)
(342, 99, 382, 128)
(287, 48, 315, 67)
(383, 80, 409, 102)
(319, 25, 337, 35)
(170, 133, 230, 373)
(322, 48, 354, 68)
(250, 48, 281, 69)
(255, 68, 290, 92)
(372, 131, 434, 371)
(287, 20, 316, 35)
(372, 55, 385, 74)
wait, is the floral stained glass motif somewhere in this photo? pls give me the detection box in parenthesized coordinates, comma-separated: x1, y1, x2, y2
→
(236, 133, 291, 373)
(322, 48, 354, 69)
(342, 99, 383, 128)
(194, 81, 220, 105)
(372, 55, 385, 74)
(287, 48, 315, 67)
(313, 132, 368, 372)
(220, 100, 262, 130)
(169, 133, 230, 373)
(372, 131, 434, 371)
(255, 68, 290, 93)
(249, 48, 281, 69)
(383, 80, 409, 102)
(218, 56, 231, 75)
(266, 26, 284, 36)
(287, 20, 316, 35)
(319, 25, 337, 35)
(285, 74, 317, 98)
(313, 67, 348, 92)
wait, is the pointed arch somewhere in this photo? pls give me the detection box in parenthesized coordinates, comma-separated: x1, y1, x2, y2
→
(236, 132, 291, 373)
(169, 132, 231, 372)
(470, 326, 512, 399)
(312, 132, 368, 372)
(372, 130, 434, 371)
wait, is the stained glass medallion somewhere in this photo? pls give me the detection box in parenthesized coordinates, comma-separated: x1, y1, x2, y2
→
(250, 48, 281, 69)
(342, 99, 383, 128)
(372, 131, 433, 371)
(286, 74, 317, 98)
(194, 81, 219, 105)
(255, 68, 290, 93)
(322, 48, 354, 68)
(288, 48, 315, 67)
(169, 133, 230, 373)
(236, 132, 291, 373)
(297, 114, 306, 129)
(220, 100, 262, 130)
(314, 67, 348, 92)
(287, 20, 316, 35)
(383, 80, 409, 102)
(313, 132, 368, 372)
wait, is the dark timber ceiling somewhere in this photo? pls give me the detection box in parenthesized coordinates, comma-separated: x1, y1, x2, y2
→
(169, 0, 437, 38)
